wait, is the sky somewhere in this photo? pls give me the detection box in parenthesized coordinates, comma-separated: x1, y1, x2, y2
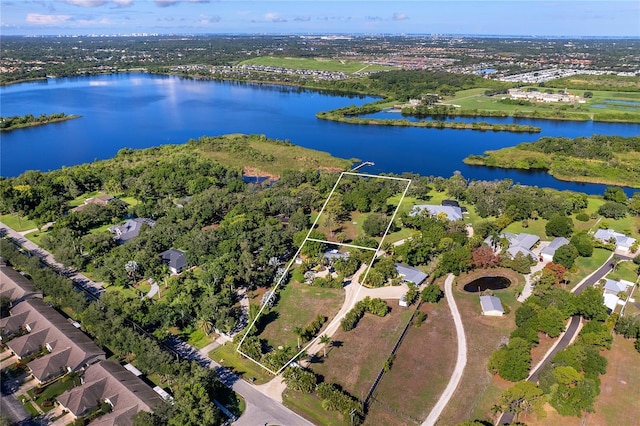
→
(1, 1, 639, 37)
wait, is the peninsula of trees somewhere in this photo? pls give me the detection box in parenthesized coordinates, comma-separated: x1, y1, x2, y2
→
(0, 112, 80, 131)
(464, 134, 640, 188)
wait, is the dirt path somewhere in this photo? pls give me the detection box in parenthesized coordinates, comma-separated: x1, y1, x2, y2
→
(422, 274, 467, 426)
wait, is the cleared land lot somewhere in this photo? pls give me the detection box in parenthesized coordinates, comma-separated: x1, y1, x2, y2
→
(365, 298, 456, 425)
(259, 281, 344, 350)
(311, 300, 413, 399)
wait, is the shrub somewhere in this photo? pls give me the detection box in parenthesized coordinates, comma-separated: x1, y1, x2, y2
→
(421, 285, 444, 303)
(575, 212, 590, 222)
(413, 311, 427, 327)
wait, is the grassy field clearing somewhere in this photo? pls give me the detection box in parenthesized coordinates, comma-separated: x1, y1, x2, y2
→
(196, 134, 353, 178)
(606, 260, 638, 283)
(0, 213, 37, 232)
(365, 298, 456, 425)
(258, 281, 344, 350)
(239, 56, 393, 74)
(311, 301, 413, 399)
(566, 248, 612, 288)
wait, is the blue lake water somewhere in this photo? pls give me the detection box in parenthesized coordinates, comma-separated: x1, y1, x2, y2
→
(2, 72, 640, 196)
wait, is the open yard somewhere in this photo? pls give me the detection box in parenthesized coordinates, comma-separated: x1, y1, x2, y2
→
(257, 281, 344, 351)
(310, 300, 413, 399)
(607, 260, 638, 283)
(283, 391, 347, 426)
(588, 334, 640, 426)
(0, 213, 37, 232)
(365, 298, 456, 425)
(437, 275, 519, 425)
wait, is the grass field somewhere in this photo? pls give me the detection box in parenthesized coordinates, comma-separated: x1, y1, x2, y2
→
(606, 260, 638, 283)
(504, 218, 549, 240)
(437, 274, 520, 425)
(311, 301, 413, 399)
(365, 298, 456, 425)
(283, 390, 347, 426)
(209, 343, 273, 384)
(442, 86, 640, 122)
(239, 56, 393, 74)
(258, 281, 344, 351)
(0, 213, 36, 232)
(196, 134, 352, 178)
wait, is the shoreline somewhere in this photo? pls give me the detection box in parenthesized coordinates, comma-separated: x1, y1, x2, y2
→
(463, 157, 640, 189)
(1, 115, 81, 132)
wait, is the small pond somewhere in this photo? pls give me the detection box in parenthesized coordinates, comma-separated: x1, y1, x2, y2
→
(463, 276, 512, 292)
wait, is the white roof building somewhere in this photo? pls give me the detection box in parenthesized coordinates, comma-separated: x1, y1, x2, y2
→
(480, 295, 504, 316)
(540, 237, 570, 262)
(410, 205, 463, 221)
(594, 229, 636, 252)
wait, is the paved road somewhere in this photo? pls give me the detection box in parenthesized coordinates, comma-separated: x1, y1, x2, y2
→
(0, 222, 105, 297)
(1, 373, 40, 426)
(422, 274, 467, 426)
(496, 252, 630, 425)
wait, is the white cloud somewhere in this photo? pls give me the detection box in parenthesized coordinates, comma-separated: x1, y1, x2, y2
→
(393, 12, 409, 21)
(112, 0, 134, 7)
(62, 0, 108, 7)
(264, 12, 287, 23)
(26, 13, 72, 25)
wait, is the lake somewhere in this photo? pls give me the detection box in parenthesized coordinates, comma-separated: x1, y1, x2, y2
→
(2, 73, 640, 195)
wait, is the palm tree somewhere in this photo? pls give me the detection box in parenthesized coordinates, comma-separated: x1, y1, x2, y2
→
(319, 334, 331, 358)
(293, 326, 304, 349)
(197, 317, 214, 336)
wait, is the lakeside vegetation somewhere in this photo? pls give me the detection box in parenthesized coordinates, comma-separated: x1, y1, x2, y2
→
(317, 102, 542, 133)
(464, 134, 640, 188)
(238, 56, 393, 74)
(0, 112, 80, 131)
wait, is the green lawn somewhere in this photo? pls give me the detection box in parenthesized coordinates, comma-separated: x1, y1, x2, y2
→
(283, 390, 347, 426)
(566, 248, 612, 288)
(503, 218, 549, 240)
(607, 261, 638, 283)
(0, 214, 37, 232)
(25, 230, 47, 246)
(68, 191, 101, 207)
(187, 329, 212, 349)
(28, 373, 80, 413)
(258, 281, 344, 350)
(239, 56, 393, 74)
(209, 343, 273, 384)
(19, 396, 40, 417)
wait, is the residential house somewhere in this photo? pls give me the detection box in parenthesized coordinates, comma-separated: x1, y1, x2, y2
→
(160, 249, 187, 274)
(1, 298, 105, 383)
(410, 204, 463, 221)
(109, 218, 156, 244)
(57, 360, 163, 425)
(0, 263, 41, 306)
(486, 232, 539, 261)
(70, 195, 116, 213)
(480, 295, 504, 316)
(540, 237, 570, 262)
(395, 264, 428, 285)
(594, 229, 636, 253)
(323, 249, 349, 262)
(602, 278, 634, 312)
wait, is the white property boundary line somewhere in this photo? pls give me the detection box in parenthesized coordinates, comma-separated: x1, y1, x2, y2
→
(236, 171, 412, 375)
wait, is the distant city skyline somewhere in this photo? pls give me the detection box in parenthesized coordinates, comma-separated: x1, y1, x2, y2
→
(1, 1, 638, 37)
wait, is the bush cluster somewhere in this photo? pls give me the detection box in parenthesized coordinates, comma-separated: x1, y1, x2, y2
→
(340, 297, 389, 331)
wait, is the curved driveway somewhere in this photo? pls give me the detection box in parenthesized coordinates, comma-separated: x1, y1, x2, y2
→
(422, 274, 467, 426)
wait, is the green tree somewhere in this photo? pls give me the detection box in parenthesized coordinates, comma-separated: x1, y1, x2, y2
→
(499, 381, 545, 423)
(570, 232, 594, 257)
(597, 201, 628, 219)
(545, 214, 573, 238)
(537, 306, 565, 338)
(362, 213, 390, 237)
(603, 186, 627, 204)
(553, 244, 579, 269)
(421, 285, 444, 303)
(319, 334, 331, 357)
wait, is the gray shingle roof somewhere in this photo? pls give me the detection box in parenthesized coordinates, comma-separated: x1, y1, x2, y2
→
(594, 229, 636, 248)
(480, 295, 504, 314)
(410, 205, 463, 221)
(395, 264, 428, 285)
(541, 237, 570, 258)
(0, 264, 41, 304)
(109, 218, 156, 243)
(160, 249, 187, 272)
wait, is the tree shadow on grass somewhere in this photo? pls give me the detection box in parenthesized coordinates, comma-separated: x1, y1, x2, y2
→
(253, 310, 279, 335)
